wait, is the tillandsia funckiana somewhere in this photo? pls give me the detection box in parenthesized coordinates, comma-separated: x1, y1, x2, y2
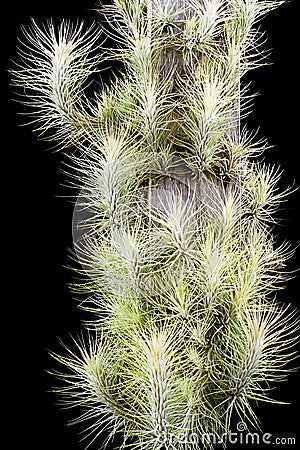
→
(12, 0, 300, 449)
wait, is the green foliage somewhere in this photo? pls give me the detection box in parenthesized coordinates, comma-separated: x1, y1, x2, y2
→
(12, 0, 299, 449)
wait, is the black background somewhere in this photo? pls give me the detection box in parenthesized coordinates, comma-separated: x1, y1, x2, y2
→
(2, 1, 300, 449)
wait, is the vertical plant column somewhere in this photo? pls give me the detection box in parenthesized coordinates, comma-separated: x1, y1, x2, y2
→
(12, 1, 299, 449)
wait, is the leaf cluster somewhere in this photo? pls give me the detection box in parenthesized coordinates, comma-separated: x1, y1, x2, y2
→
(11, 1, 299, 449)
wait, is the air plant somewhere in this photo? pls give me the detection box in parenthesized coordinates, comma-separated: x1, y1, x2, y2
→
(11, 0, 299, 449)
